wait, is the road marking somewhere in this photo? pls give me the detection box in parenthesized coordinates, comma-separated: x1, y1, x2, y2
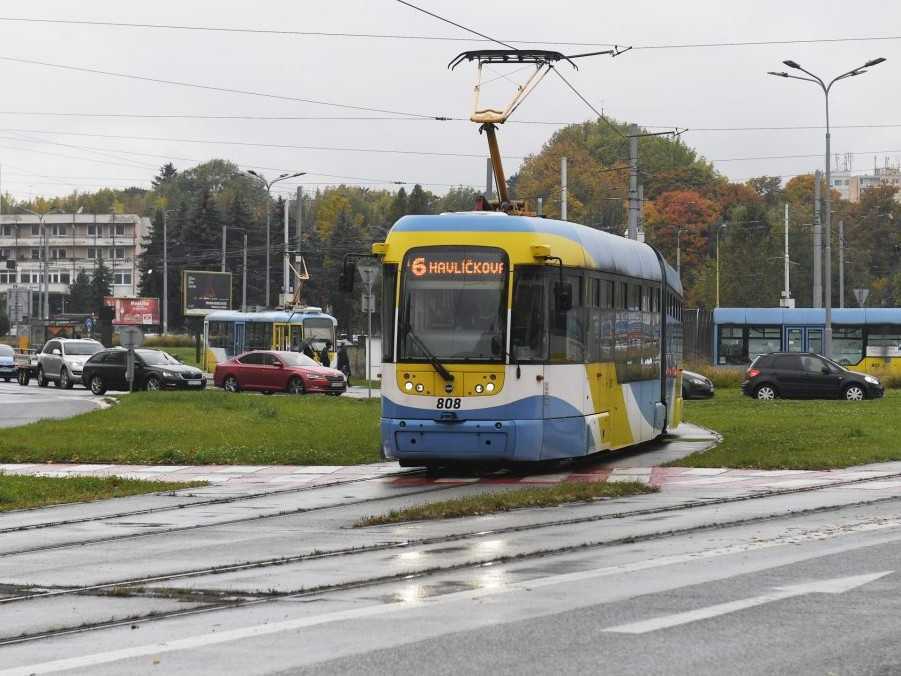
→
(4, 518, 901, 675)
(603, 571, 892, 634)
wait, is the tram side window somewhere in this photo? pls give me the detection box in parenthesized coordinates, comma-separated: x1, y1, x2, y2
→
(833, 327, 864, 365)
(208, 321, 230, 349)
(747, 327, 781, 360)
(246, 323, 272, 350)
(511, 268, 548, 362)
(867, 326, 901, 356)
(549, 274, 585, 364)
(381, 264, 397, 362)
(718, 326, 746, 365)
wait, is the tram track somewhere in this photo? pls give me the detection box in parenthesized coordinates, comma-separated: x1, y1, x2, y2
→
(3, 485, 901, 648)
(0, 467, 418, 536)
(3, 470, 901, 610)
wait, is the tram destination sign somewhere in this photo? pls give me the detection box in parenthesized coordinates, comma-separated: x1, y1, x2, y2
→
(406, 248, 506, 281)
(182, 270, 232, 316)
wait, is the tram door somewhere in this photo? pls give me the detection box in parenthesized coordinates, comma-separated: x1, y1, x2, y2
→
(289, 325, 303, 352)
(233, 322, 245, 356)
(273, 323, 290, 351)
(785, 326, 824, 355)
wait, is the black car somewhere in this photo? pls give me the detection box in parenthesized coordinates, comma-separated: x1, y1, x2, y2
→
(682, 369, 715, 399)
(741, 352, 884, 401)
(83, 348, 207, 395)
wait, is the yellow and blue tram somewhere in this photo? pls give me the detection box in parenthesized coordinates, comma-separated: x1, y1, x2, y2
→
(372, 212, 684, 466)
(203, 309, 337, 366)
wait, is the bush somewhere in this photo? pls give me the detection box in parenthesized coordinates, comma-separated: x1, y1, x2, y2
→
(684, 361, 745, 389)
(144, 334, 195, 348)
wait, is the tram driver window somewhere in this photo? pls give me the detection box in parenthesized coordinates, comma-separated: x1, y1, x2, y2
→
(832, 327, 863, 365)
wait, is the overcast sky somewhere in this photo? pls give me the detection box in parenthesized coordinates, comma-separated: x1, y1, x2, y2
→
(0, 0, 899, 201)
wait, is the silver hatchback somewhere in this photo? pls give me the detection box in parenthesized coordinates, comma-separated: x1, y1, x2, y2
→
(37, 338, 104, 389)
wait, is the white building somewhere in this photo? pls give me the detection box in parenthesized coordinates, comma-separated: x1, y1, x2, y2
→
(0, 213, 149, 316)
(830, 166, 901, 203)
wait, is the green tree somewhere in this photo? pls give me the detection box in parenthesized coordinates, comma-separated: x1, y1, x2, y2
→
(406, 184, 434, 215)
(90, 258, 113, 313)
(68, 271, 93, 313)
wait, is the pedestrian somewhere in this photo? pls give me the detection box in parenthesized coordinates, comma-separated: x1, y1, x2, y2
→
(337, 343, 351, 385)
(302, 342, 316, 360)
(319, 341, 332, 368)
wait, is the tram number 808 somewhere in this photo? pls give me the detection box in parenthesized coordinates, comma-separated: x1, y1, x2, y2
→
(436, 397, 462, 410)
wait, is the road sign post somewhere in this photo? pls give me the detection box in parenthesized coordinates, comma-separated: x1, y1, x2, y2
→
(119, 327, 144, 392)
(356, 259, 380, 400)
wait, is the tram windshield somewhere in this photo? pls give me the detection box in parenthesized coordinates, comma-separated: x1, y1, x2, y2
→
(399, 246, 507, 362)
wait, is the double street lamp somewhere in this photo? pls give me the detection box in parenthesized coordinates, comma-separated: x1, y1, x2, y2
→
(245, 170, 305, 307)
(768, 56, 887, 358)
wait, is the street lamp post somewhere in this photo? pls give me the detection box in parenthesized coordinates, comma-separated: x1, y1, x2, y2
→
(245, 170, 305, 307)
(769, 56, 887, 358)
(17, 207, 67, 320)
(674, 226, 684, 274)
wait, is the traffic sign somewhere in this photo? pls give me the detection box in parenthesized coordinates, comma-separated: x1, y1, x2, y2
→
(853, 288, 870, 308)
(361, 293, 376, 313)
(119, 326, 144, 349)
(356, 258, 380, 288)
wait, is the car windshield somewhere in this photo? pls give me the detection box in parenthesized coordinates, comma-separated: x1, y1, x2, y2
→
(279, 352, 320, 368)
(398, 246, 508, 363)
(136, 350, 180, 365)
(0, 345, 13, 357)
(65, 342, 102, 356)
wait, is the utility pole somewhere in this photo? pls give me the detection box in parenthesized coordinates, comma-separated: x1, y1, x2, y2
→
(813, 169, 822, 308)
(560, 157, 567, 221)
(295, 186, 303, 303)
(162, 209, 174, 335)
(485, 157, 493, 200)
(242, 231, 248, 313)
(628, 124, 639, 240)
(839, 219, 845, 308)
(283, 197, 290, 305)
(221, 224, 227, 273)
(781, 203, 793, 307)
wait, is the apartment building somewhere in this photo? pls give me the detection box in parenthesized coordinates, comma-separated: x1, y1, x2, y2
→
(0, 214, 149, 317)
(831, 166, 901, 203)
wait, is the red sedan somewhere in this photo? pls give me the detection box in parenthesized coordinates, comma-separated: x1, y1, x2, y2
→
(213, 350, 347, 395)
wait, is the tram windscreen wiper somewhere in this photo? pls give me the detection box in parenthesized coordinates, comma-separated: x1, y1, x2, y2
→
(406, 328, 454, 382)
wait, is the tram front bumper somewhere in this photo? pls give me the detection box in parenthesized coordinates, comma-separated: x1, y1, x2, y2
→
(381, 417, 543, 463)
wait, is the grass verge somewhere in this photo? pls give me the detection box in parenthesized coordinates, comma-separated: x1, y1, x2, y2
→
(0, 474, 203, 512)
(356, 481, 656, 526)
(0, 391, 382, 465)
(680, 389, 901, 470)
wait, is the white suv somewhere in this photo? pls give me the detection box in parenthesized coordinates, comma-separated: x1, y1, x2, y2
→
(37, 338, 104, 389)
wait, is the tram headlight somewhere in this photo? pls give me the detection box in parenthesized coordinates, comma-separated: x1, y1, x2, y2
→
(486, 382, 495, 393)
(475, 384, 484, 394)
(404, 381, 414, 391)
(415, 383, 425, 393)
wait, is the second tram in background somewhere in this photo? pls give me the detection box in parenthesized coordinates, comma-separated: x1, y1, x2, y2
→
(367, 211, 684, 468)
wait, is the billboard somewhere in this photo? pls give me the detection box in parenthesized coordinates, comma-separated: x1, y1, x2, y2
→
(103, 297, 161, 326)
(182, 270, 232, 316)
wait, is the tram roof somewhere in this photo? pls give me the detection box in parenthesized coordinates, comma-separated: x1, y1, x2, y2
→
(390, 213, 683, 295)
(204, 310, 336, 325)
(714, 307, 901, 325)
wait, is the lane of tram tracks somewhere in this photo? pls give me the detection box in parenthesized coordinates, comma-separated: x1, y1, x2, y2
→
(3, 467, 901, 643)
(4, 486, 901, 647)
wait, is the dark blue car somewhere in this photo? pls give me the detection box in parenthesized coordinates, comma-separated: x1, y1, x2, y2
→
(0, 344, 15, 382)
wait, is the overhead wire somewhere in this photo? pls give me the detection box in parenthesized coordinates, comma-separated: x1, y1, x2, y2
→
(0, 16, 899, 50)
(393, 0, 515, 49)
(0, 55, 448, 120)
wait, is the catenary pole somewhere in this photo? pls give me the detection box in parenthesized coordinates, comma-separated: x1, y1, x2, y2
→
(839, 219, 845, 308)
(560, 157, 567, 221)
(221, 224, 227, 273)
(628, 124, 639, 240)
(784, 203, 790, 304)
(813, 170, 822, 308)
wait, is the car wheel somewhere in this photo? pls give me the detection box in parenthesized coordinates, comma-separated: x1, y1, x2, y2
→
(59, 369, 74, 390)
(37, 367, 49, 387)
(755, 384, 777, 400)
(844, 384, 865, 401)
(144, 376, 162, 392)
(89, 375, 107, 395)
(287, 376, 305, 395)
(17, 371, 29, 386)
(223, 375, 240, 393)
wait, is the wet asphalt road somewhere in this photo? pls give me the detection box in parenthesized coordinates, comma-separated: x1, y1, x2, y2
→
(0, 380, 102, 428)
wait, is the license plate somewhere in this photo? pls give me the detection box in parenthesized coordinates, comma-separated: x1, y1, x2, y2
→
(187, 379, 203, 386)
(330, 382, 344, 388)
